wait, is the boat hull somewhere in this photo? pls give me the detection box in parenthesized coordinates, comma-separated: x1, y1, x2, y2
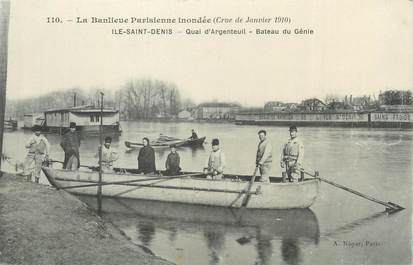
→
(42, 167, 319, 209)
(125, 137, 206, 149)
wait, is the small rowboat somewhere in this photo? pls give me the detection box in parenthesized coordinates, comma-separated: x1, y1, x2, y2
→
(42, 166, 319, 209)
(125, 136, 206, 149)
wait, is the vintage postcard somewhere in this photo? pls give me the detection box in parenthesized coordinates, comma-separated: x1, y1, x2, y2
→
(0, 0, 412, 264)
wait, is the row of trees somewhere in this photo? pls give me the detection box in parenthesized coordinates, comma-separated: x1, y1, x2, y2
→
(5, 79, 197, 120)
(379, 90, 412, 105)
(119, 79, 183, 120)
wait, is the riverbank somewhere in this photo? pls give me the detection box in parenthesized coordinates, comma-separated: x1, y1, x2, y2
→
(0, 173, 174, 265)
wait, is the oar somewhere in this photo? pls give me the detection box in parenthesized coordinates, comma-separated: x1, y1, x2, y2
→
(303, 170, 404, 213)
(48, 159, 98, 170)
(59, 172, 204, 190)
(240, 166, 260, 208)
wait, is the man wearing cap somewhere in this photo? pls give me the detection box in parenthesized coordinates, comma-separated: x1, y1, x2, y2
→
(60, 122, 81, 170)
(256, 130, 273, 183)
(98, 136, 119, 173)
(281, 125, 304, 182)
(165, 144, 181, 176)
(204, 138, 226, 180)
(23, 125, 50, 183)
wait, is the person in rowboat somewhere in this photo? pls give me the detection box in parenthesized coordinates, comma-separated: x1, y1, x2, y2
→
(164, 144, 181, 176)
(189, 129, 198, 140)
(256, 129, 273, 183)
(203, 138, 225, 180)
(280, 125, 304, 182)
(60, 122, 81, 170)
(97, 136, 119, 173)
(23, 125, 50, 183)
(138, 137, 156, 174)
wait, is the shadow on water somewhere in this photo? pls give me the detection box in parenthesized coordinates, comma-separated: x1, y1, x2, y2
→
(321, 210, 396, 238)
(78, 196, 320, 265)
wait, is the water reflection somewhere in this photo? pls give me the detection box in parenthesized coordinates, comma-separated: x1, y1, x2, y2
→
(203, 227, 225, 265)
(281, 237, 301, 265)
(78, 196, 320, 265)
(137, 221, 156, 247)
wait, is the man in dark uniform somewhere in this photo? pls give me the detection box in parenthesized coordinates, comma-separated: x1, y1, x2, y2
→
(165, 144, 181, 176)
(60, 122, 81, 170)
(189, 129, 198, 140)
(138, 137, 156, 174)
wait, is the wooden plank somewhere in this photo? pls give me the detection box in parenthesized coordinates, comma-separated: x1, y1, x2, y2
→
(0, 1, 10, 171)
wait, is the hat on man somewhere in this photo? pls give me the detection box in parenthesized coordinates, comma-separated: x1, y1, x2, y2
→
(289, 125, 298, 132)
(69, 122, 76, 128)
(212, 138, 219, 146)
(104, 136, 112, 143)
(32, 125, 42, 132)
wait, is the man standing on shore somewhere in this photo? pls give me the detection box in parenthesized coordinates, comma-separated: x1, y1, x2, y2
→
(256, 130, 273, 183)
(23, 125, 50, 183)
(60, 122, 81, 170)
(280, 125, 304, 182)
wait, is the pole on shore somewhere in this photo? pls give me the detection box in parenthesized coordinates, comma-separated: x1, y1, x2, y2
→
(0, 1, 11, 174)
(97, 92, 104, 216)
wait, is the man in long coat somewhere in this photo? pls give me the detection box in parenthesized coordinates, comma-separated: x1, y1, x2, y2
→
(60, 122, 81, 170)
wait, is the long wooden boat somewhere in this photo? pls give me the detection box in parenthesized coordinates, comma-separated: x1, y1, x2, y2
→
(77, 195, 320, 243)
(125, 136, 206, 149)
(42, 166, 319, 209)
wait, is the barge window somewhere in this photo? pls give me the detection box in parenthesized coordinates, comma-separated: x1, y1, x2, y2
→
(90, 115, 94, 122)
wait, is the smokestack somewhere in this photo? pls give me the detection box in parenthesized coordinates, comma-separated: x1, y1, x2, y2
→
(73, 93, 77, 107)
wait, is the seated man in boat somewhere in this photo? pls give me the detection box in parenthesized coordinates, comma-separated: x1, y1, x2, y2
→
(280, 125, 304, 182)
(97, 136, 119, 173)
(138, 137, 156, 174)
(189, 129, 198, 140)
(23, 125, 50, 183)
(203, 138, 226, 180)
(60, 122, 81, 170)
(164, 144, 181, 176)
(256, 129, 273, 183)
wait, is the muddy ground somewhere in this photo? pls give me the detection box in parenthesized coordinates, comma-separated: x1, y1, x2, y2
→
(0, 173, 174, 265)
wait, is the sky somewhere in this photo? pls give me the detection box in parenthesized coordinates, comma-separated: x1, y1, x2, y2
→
(5, 0, 413, 106)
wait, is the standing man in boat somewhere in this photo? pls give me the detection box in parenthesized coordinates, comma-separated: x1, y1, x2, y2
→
(189, 129, 198, 140)
(60, 122, 81, 170)
(256, 130, 273, 183)
(98, 136, 119, 173)
(165, 144, 181, 176)
(203, 138, 226, 180)
(280, 125, 304, 182)
(138, 137, 156, 174)
(23, 125, 50, 183)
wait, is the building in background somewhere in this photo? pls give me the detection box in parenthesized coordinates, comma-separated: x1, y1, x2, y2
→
(196, 102, 241, 120)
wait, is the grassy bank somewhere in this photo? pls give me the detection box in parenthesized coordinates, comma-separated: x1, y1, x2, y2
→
(0, 173, 174, 265)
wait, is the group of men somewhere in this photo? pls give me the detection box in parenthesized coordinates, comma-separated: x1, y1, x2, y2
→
(23, 122, 304, 184)
(201, 125, 304, 183)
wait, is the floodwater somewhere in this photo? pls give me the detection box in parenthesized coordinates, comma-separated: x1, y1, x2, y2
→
(2, 121, 412, 265)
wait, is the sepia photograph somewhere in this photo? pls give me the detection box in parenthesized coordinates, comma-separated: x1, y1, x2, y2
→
(0, 0, 412, 264)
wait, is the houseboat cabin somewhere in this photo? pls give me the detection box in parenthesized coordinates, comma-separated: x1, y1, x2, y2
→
(44, 106, 121, 134)
(23, 113, 45, 129)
